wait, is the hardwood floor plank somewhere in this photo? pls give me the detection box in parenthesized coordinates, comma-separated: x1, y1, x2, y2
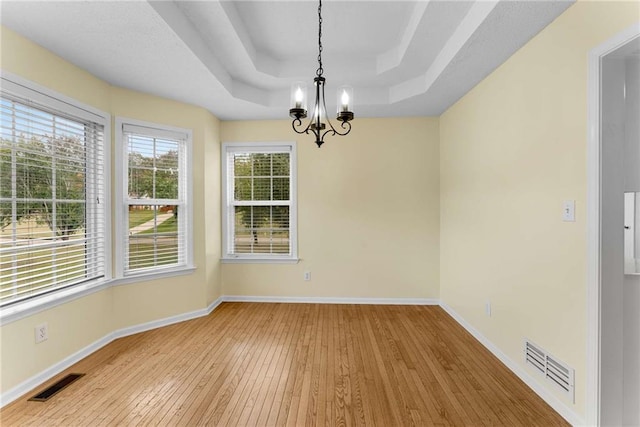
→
(294, 305, 319, 426)
(363, 307, 411, 425)
(1, 303, 570, 426)
(352, 307, 391, 426)
(226, 304, 288, 426)
(253, 304, 299, 426)
(316, 303, 330, 427)
(343, 306, 369, 426)
(270, 303, 307, 427)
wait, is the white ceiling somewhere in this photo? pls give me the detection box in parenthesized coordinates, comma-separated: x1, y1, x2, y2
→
(0, 0, 574, 120)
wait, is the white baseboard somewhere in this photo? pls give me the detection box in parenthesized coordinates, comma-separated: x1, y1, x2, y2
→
(439, 302, 584, 426)
(0, 297, 224, 407)
(113, 296, 223, 338)
(222, 295, 439, 305)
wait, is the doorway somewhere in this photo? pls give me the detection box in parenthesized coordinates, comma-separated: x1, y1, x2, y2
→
(587, 25, 640, 426)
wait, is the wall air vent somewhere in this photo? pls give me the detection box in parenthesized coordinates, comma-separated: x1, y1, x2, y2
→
(524, 339, 574, 402)
(525, 340, 545, 374)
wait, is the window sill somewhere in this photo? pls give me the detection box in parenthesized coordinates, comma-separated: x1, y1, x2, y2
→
(221, 257, 300, 264)
(112, 266, 197, 286)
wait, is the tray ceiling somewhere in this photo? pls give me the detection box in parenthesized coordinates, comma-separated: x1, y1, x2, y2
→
(1, 0, 574, 120)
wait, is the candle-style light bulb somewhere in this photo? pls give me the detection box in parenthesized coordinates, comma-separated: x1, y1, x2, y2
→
(295, 87, 303, 109)
(341, 90, 350, 112)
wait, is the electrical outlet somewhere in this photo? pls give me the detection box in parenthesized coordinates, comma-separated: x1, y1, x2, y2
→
(485, 301, 492, 317)
(304, 271, 311, 281)
(35, 323, 48, 343)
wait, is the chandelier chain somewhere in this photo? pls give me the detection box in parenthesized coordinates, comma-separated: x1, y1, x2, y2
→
(316, 0, 323, 77)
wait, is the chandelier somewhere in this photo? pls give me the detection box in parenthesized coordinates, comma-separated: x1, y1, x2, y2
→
(289, 0, 354, 148)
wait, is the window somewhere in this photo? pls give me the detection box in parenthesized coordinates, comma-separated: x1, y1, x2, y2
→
(116, 119, 192, 276)
(222, 142, 297, 262)
(0, 82, 108, 307)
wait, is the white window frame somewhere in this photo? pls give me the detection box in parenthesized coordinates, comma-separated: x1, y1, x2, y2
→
(0, 71, 111, 324)
(115, 117, 194, 279)
(221, 141, 298, 263)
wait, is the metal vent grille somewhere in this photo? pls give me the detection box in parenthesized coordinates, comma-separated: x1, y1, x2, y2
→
(525, 340, 545, 374)
(524, 339, 574, 402)
(546, 355, 573, 394)
(29, 373, 85, 402)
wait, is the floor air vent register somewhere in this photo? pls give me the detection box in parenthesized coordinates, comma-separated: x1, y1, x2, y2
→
(28, 373, 85, 402)
(524, 339, 574, 403)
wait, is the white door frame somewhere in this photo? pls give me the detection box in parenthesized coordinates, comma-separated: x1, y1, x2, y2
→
(586, 22, 640, 426)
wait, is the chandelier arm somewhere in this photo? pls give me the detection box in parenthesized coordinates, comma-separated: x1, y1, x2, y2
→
(340, 119, 352, 133)
(325, 119, 352, 137)
(291, 117, 312, 135)
(318, 121, 350, 144)
(320, 128, 335, 142)
(291, 119, 306, 134)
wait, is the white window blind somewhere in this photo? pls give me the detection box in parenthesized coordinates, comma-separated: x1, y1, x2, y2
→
(0, 93, 106, 306)
(122, 123, 189, 273)
(223, 143, 297, 260)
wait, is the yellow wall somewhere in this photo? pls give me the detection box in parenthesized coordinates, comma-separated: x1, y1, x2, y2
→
(220, 118, 440, 299)
(0, 26, 222, 393)
(439, 1, 640, 418)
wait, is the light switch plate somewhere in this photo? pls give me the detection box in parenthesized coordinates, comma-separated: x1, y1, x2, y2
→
(562, 200, 576, 222)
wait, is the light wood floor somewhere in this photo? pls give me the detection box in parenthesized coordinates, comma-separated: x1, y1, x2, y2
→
(2, 303, 568, 426)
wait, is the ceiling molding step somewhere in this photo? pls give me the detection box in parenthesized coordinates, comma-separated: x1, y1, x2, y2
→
(219, 1, 258, 64)
(389, 0, 499, 104)
(150, 0, 270, 106)
(207, 1, 282, 89)
(377, 0, 430, 75)
(233, 80, 270, 107)
(148, 1, 233, 92)
(181, 1, 291, 81)
(218, 1, 272, 78)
